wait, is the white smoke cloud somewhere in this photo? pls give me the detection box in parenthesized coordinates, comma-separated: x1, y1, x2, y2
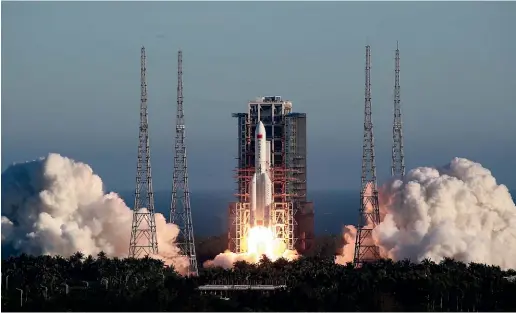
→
(1, 153, 189, 273)
(204, 250, 255, 269)
(334, 225, 356, 265)
(204, 249, 299, 269)
(337, 157, 516, 270)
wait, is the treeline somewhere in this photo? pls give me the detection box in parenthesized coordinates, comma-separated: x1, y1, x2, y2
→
(2, 252, 516, 312)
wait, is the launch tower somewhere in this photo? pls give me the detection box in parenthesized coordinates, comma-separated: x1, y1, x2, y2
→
(391, 42, 405, 178)
(129, 46, 159, 258)
(353, 45, 382, 266)
(229, 97, 314, 254)
(169, 50, 199, 276)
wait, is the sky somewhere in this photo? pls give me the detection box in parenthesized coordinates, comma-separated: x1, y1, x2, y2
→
(2, 1, 516, 192)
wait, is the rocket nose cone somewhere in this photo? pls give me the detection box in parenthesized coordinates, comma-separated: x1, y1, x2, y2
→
(256, 121, 266, 137)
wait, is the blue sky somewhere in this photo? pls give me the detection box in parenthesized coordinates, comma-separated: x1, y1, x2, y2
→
(2, 1, 515, 192)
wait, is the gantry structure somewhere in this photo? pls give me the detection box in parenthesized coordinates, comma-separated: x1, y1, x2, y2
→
(129, 46, 159, 258)
(229, 97, 315, 254)
(391, 41, 406, 178)
(353, 45, 382, 266)
(169, 50, 199, 276)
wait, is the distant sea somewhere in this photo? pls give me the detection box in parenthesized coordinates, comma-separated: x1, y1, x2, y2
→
(117, 190, 357, 237)
(117, 189, 516, 237)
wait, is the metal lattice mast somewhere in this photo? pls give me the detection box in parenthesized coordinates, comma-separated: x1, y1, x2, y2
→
(169, 50, 198, 276)
(353, 45, 381, 266)
(391, 41, 405, 178)
(129, 46, 159, 258)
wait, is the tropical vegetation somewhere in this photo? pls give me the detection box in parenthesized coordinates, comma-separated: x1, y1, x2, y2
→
(2, 250, 516, 311)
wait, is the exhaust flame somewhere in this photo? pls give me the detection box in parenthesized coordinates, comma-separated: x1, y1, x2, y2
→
(247, 226, 276, 257)
(204, 226, 299, 269)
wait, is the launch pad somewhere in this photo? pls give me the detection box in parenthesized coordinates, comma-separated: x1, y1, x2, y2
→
(228, 96, 314, 256)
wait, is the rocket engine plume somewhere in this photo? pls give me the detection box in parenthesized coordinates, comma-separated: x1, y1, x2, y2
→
(204, 225, 299, 269)
(337, 157, 516, 270)
(1, 153, 189, 274)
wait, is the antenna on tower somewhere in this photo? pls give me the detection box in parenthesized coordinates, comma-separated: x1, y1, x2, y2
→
(391, 41, 405, 177)
(169, 50, 199, 276)
(129, 46, 159, 258)
(353, 45, 381, 267)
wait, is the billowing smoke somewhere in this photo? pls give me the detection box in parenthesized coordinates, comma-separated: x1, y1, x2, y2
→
(204, 248, 299, 269)
(337, 157, 516, 270)
(1, 153, 189, 274)
(334, 225, 356, 265)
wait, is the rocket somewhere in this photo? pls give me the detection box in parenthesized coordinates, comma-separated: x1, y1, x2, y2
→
(250, 121, 273, 228)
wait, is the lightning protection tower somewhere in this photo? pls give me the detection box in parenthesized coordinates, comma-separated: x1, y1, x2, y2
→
(129, 46, 159, 258)
(169, 50, 199, 276)
(353, 45, 382, 266)
(391, 41, 405, 178)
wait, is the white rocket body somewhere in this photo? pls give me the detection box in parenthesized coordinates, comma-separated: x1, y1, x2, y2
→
(250, 121, 273, 228)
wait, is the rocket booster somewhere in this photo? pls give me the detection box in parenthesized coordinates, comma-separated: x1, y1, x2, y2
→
(250, 121, 273, 228)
